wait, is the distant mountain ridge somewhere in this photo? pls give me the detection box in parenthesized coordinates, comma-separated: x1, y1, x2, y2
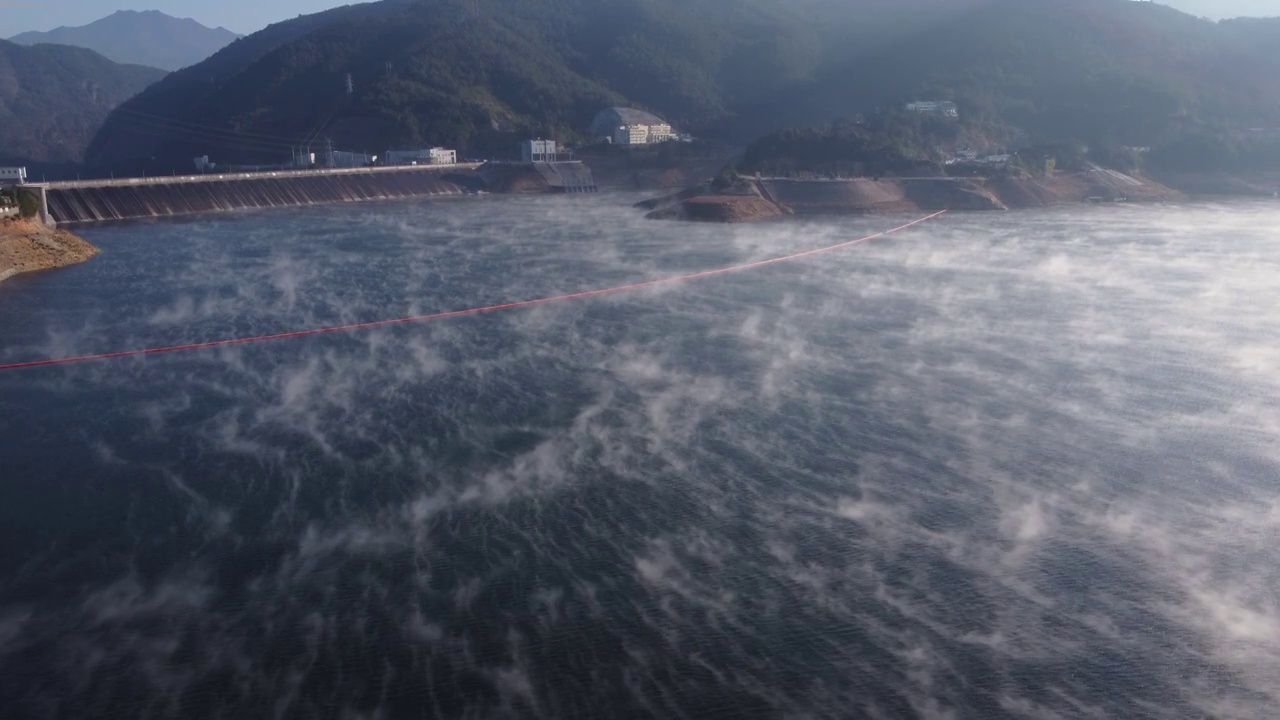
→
(0, 39, 166, 164)
(9, 10, 239, 72)
(83, 0, 974, 167)
(82, 0, 1280, 171)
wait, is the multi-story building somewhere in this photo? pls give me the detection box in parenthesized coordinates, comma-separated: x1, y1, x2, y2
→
(591, 108, 676, 146)
(613, 125, 650, 146)
(428, 148, 457, 165)
(521, 140, 558, 163)
(610, 122, 673, 146)
(385, 148, 458, 166)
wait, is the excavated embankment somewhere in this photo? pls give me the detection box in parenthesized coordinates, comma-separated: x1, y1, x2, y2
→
(644, 170, 1186, 222)
(643, 181, 785, 222)
(761, 178, 1006, 214)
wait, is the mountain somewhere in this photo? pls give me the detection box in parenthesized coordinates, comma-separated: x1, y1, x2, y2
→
(9, 10, 239, 72)
(84, 0, 1280, 171)
(81, 0, 959, 167)
(0, 40, 167, 165)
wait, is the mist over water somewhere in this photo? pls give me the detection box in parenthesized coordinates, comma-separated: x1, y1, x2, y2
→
(0, 196, 1277, 719)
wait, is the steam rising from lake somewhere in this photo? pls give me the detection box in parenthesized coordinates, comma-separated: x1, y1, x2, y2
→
(1, 196, 1277, 719)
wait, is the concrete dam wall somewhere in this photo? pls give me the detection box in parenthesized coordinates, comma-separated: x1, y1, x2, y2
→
(45, 167, 479, 224)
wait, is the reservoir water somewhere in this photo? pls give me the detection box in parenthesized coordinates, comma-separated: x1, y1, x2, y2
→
(0, 196, 1277, 719)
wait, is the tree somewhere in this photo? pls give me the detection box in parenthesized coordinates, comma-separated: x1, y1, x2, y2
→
(711, 164, 738, 190)
(17, 189, 41, 219)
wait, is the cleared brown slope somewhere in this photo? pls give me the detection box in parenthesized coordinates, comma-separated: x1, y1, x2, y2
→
(0, 217, 99, 284)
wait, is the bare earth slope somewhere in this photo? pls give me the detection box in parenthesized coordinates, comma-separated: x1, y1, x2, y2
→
(645, 170, 1184, 222)
(0, 218, 99, 283)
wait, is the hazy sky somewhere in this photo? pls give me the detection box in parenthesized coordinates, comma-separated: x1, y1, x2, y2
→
(3, 0, 1277, 37)
(1164, 0, 1280, 18)
(3, 1, 375, 36)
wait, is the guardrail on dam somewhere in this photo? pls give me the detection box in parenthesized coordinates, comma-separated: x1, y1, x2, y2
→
(44, 164, 483, 224)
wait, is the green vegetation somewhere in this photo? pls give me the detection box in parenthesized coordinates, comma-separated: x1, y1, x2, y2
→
(82, 0, 1280, 173)
(740, 116, 942, 177)
(16, 188, 41, 218)
(744, 0, 1280, 177)
(1015, 142, 1086, 175)
(87, 0, 822, 166)
(0, 40, 167, 165)
(711, 165, 738, 191)
(1148, 131, 1280, 173)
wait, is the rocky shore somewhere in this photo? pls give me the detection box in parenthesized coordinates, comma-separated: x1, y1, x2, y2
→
(0, 218, 99, 284)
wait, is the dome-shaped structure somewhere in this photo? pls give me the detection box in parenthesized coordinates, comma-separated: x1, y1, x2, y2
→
(589, 107, 670, 139)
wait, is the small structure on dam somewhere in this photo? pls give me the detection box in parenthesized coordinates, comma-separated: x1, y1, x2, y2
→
(480, 141, 597, 194)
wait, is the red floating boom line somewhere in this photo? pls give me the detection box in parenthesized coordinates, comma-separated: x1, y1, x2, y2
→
(0, 210, 946, 372)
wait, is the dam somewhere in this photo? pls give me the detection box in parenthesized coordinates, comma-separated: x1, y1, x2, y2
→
(43, 164, 484, 225)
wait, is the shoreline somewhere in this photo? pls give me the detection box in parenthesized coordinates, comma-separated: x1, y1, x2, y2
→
(0, 218, 100, 284)
(639, 170, 1203, 222)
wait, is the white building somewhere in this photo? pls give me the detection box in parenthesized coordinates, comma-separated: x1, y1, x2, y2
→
(522, 140, 558, 163)
(906, 101, 959, 118)
(385, 148, 457, 166)
(0, 167, 28, 184)
(613, 125, 650, 146)
(611, 122, 673, 146)
(591, 107, 676, 146)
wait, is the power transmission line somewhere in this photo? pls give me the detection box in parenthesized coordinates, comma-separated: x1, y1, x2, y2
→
(104, 116, 301, 153)
(110, 107, 314, 145)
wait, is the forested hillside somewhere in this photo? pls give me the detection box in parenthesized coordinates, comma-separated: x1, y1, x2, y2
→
(85, 0, 1280, 170)
(740, 113, 957, 178)
(87, 0, 824, 167)
(0, 40, 166, 165)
